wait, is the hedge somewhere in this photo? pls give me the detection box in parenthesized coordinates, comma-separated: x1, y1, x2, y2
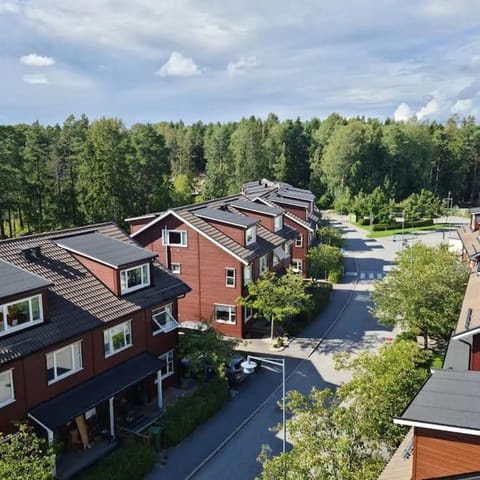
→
(78, 439, 156, 480)
(160, 377, 229, 447)
(371, 218, 433, 231)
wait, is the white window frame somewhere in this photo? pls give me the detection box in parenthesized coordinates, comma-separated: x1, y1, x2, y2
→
(46, 341, 83, 385)
(0, 294, 43, 337)
(259, 254, 268, 274)
(162, 229, 188, 247)
(292, 259, 303, 273)
(104, 320, 133, 357)
(225, 268, 236, 288)
(120, 263, 150, 295)
(0, 370, 14, 408)
(245, 226, 256, 246)
(295, 234, 303, 248)
(243, 264, 252, 285)
(244, 306, 254, 323)
(152, 303, 178, 334)
(171, 263, 181, 274)
(159, 350, 175, 379)
(214, 304, 236, 324)
(274, 215, 283, 232)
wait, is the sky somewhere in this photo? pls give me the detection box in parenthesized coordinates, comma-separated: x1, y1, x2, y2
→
(1, 0, 480, 126)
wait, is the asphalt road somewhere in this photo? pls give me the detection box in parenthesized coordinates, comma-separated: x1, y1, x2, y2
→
(147, 215, 465, 480)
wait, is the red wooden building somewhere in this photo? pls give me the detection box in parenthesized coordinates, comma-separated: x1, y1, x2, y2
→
(0, 222, 190, 477)
(380, 209, 480, 480)
(126, 180, 319, 338)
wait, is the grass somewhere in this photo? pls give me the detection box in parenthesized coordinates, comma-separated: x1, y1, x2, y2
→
(430, 353, 444, 369)
(356, 223, 451, 239)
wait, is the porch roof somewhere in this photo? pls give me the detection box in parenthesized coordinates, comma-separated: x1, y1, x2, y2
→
(29, 352, 163, 430)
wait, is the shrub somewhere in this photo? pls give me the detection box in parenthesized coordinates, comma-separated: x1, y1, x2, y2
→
(327, 268, 343, 283)
(79, 439, 155, 480)
(161, 377, 229, 446)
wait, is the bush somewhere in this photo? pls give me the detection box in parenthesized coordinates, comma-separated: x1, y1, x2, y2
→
(372, 222, 401, 231)
(161, 377, 229, 446)
(79, 439, 155, 480)
(327, 268, 343, 283)
(371, 218, 433, 231)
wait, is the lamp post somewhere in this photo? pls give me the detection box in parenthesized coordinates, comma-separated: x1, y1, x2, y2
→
(241, 355, 286, 455)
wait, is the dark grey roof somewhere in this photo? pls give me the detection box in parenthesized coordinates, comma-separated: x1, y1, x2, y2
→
(229, 199, 284, 216)
(30, 352, 163, 429)
(0, 259, 52, 300)
(397, 369, 480, 432)
(194, 207, 257, 228)
(278, 188, 315, 202)
(470, 207, 480, 214)
(444, 337, 470, 370)
(0, 223, 190, 365)
(55, 232, 156, 268)
(268, 194, 310, 209)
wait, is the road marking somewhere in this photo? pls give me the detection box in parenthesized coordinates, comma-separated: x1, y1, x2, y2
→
(377, 273, 383, 279)
(369, 273, 374, 279)
(344, 271, 357, 276)
(360, 272, 365, 279)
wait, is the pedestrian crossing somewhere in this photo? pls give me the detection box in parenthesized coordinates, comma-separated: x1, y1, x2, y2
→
(344, 271, 385, 280)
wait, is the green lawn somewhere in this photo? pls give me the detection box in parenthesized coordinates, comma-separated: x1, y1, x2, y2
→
(356, 223, 451, 239)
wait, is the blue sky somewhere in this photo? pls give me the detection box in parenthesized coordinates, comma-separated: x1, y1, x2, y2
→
(1, 0, 480, 125)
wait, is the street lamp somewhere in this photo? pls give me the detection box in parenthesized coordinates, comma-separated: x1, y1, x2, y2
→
(241, 355, 287, 455)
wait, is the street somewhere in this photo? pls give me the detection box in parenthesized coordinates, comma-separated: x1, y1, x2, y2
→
(147, 215, 465, 480)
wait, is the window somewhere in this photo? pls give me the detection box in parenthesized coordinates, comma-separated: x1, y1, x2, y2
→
(0, 370, 14, 408)
(295, 234, 303, 248)
(159, 350, 174, 379)
(273, 246, 285, 267)
(244, 306, 254, 323)
(285, 242, 292, 258)
(215, 305, 236, 324)
(274, 215, 283, 232)
(259, 255, 268, 274)
(46, 342, 82, 384)
(171, 263, 181, 274)
(292, 259, 303, 273)
(120, 264, 150, 294)
(225, 268, 235, 288)
(0, 294, 43, 336)
(243, 264, 252, 285)
(245, 226, 256, 246)
(162, 229, 187, 247)
(152, 303, 178, 334)
(104, 320, 132, 357)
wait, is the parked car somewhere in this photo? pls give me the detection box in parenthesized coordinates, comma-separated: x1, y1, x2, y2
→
(225, 355, 248, 384)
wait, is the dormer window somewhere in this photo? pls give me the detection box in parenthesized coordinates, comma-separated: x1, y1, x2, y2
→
(120, 263, 150, 295)
(0, 294, 43, 336)
(245, 226, 256, 246)
(274, 215, 283, 232)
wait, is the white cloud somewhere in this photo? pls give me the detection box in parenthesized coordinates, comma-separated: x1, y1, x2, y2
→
(20, 53, 55, 67)
(451, 99, 474, 117)
(416, 98, 440, 120)
(23, 73, 48, 84)
(156, 51, 200, 78)
(0, 1, 19, 14)
(394, 102, 414, 122)
(227, 56, 258, 77)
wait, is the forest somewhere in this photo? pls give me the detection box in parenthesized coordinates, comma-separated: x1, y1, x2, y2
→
(0, 112, 479, 237)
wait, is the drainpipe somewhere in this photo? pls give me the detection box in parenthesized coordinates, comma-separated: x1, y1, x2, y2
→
(157, 370, 163, 409)
(109, 397, 115, 440)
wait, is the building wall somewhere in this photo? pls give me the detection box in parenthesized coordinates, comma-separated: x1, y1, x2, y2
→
(413, 427, 480, 479)
(285, 219, 309, 275)
(135, 214, 247, 337)
(72, 254, 119, 294)
(275, 203, 307, 220)
(129, 217, 156, 234)
(471, 334, 480, 371)
(235, 210, 275, 231)
(0, 359, 27, 433)
(201, 219, 246, 245)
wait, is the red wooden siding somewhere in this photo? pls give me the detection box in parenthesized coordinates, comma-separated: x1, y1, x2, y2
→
(413, 427, 480, 479)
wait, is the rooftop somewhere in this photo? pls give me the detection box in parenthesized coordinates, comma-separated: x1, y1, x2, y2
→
(453, 273, 480, 339)
(267, 194, 310, 209)
(228, 199, 284, 216)
(457, 226, 480, 259)
(0, 259, 53, 300)
(193, 207, 257, 228)
(395, 369, 480, 435)
(55, 232, 157, 268)
(0, 223, 190, 365)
